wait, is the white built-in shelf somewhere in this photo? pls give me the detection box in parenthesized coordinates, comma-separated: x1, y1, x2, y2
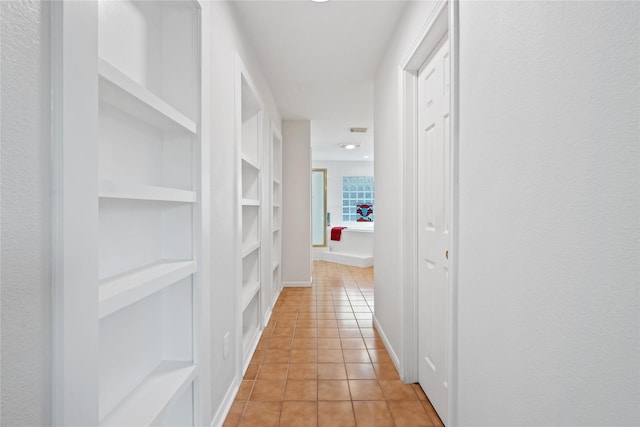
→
(242, 281, 260, 312)
(241, 199, 260, 206)
(99, 180, 196, 203)
(100, 361, 196, 427)
(99, 261, 196, 319)
(241, 154, 260, 170)
(99, 58, 197, 134)
(242, 242, 260, 258)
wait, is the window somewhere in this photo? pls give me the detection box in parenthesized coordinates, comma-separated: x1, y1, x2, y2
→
(342, 176, 374, 222)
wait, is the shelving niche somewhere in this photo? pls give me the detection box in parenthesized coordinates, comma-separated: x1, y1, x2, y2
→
(271, 127, 283, 306)
(97, 1, 200, 425)
(238, 63, 264, 371)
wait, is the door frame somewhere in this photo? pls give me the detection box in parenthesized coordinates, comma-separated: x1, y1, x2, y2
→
(399, 0, 459, 424)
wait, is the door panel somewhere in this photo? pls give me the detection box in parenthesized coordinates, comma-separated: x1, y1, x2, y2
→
(417, 36, 450, 424)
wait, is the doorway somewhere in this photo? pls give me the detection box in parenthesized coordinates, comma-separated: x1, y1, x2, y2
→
(400, 1, 458, 425)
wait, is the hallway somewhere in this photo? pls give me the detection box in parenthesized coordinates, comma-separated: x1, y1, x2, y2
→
(223, 261, 444, 426)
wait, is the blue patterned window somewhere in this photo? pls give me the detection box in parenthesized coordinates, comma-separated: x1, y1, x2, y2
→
(342, 176, 374, 222)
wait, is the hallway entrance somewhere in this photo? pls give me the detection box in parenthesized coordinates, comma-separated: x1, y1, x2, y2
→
(224, 261, 443, 426)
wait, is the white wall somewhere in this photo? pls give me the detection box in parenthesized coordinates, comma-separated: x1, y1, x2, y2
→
(312, 160, 374, 227)
(282, 121, 312, 285)
(0, 1, 52, 425)
(373, 0, 438, 372)
(208, 2, 282, 422)
(456, 2, 639, 425)
(375, 1, 640, 425)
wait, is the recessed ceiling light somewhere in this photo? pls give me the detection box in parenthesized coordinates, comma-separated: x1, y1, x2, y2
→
(364, 156, 369, 159)
(309, 0, 331, 3)
(338, 143, 361, 150)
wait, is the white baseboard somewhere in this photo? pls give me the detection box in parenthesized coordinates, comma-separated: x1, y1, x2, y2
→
(272, 286, 282, 307)
(373, 314, 401, 374)
(283, 278, 312, 287)
(210, 376, 239, 427)
(322, 251, 373, 268)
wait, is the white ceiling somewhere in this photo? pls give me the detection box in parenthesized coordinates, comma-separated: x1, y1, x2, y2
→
(232, 0, 408, 161)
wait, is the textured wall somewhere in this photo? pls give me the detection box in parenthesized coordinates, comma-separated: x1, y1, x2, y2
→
(1, 1, 52, 425)
(456, 2, 640, 425)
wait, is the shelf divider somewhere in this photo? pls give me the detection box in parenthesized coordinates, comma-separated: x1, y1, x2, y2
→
(99, 58, 197, 134)
(99, 261, 196, 319)
(100, 361, 196, 427)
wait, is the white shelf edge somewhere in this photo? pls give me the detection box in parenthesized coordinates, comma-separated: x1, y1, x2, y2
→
(273, 227, 280, 233)
(241, 154, 260, 170)
(241, 281, 261, 312)
(98, 58, 197, 134)
(99, 260, 196, 319)
(100, 361, 196, 427)
(99, 180, 196, 203)
(242, 242, 260, 258)
(273, 179, 281, 185)
(273, 203, 281, 208)
(272, 261, 280, 271)
(241, 198, 260, 206)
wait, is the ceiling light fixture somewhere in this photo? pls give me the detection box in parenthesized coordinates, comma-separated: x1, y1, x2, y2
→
(309, 0, 331, 3)
(338, 143, 361, 150)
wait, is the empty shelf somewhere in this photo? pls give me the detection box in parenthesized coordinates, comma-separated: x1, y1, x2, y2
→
(100, 361, 196, 427)
(99, 261, 196, 319)
(99, 58, 197, 134)
(99, 180, 196, 203)
(242, 242, 260, 258)
(242, 281, 260, 312)
(241, 154, 260, 170)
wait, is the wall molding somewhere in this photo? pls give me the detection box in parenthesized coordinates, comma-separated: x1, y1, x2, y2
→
(282, 278, 313, 287)
(373, 315, 401, 372)
(209, 376, 239, 427)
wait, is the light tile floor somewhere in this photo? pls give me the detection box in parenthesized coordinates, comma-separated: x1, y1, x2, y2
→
(224, 260, 444, 427)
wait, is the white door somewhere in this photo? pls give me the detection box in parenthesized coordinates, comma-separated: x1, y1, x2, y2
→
(417, 36, 450, 424)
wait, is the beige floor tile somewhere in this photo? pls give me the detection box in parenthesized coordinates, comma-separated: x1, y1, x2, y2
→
(388, 400, 434, 427)
(318, 401, 355, 427)
(280, 402, 317, 427)
(317, 380, 351, 400)
(240, 401, 281, 427)
(287, 363, 317, 380)
(353, 401, 395, 427)
(348, 380, 385, 400)
(379, 380, 419, 400)
(284, 380, 318, 401)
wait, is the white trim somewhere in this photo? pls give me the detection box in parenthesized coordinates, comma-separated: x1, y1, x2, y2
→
(282, 279, 313, 287)
(209, 376, 240, 427)
(196, 2, 212, 425)
(399, 0, 458, 424)
(51, 2, 100, 424)
(373, 315, 401, 371)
